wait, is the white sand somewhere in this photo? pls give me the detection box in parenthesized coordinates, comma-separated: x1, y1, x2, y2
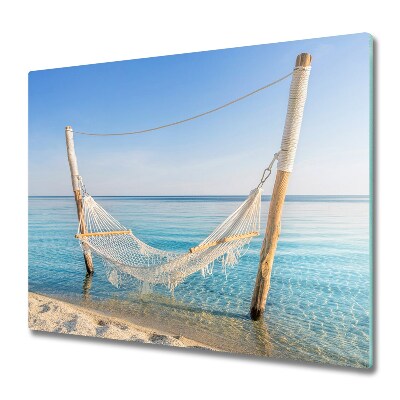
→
(28, 292, 214, 350)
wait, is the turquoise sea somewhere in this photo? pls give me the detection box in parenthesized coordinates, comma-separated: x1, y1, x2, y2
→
(28, 195, 371, 367)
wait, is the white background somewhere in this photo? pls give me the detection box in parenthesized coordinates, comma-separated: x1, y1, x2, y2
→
(0, 1, 397, 398)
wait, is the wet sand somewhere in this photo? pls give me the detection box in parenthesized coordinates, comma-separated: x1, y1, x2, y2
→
(28, 292, 215, 350)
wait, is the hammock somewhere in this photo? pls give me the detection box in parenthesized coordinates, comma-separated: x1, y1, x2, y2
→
(75, 180, 263, 290)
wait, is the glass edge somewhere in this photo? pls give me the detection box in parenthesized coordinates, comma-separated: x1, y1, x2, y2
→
(369, 33, 374, 369)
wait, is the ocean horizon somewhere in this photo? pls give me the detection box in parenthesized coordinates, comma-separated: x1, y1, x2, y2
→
(29, 194, 369, 200)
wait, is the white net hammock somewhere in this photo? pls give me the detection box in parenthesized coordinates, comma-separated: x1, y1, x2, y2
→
(76, 180, 263, 291)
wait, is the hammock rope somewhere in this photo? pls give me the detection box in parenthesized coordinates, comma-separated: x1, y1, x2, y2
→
(74, 71, 293, 137)
(74, 151, 279, 290)
(68, 64, 311, 290)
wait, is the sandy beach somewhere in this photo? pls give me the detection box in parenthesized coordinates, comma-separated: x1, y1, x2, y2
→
(28, 292, 215, 350)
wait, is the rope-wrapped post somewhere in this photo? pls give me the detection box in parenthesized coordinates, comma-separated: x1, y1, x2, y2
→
(250, 53, 312, 320)
(65, 125, 94, 274)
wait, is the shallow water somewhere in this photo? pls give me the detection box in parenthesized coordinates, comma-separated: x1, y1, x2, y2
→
(28, 195, 371, 367)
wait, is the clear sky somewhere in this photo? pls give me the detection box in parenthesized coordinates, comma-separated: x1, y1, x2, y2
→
(29, 33, 371, 196)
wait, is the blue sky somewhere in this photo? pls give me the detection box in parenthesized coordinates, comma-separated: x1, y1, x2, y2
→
(29, 33, 371, 195)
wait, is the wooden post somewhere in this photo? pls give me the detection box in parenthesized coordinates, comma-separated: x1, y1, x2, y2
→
(65, 125, 94, 274)
(250, 53, 312, 320)
(82, 272, 93, 301)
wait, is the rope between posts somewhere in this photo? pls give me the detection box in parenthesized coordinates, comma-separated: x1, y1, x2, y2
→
(74, 71, 293, 137)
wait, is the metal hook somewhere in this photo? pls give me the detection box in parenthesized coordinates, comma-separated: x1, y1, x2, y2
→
(257, 151, 280, 189)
